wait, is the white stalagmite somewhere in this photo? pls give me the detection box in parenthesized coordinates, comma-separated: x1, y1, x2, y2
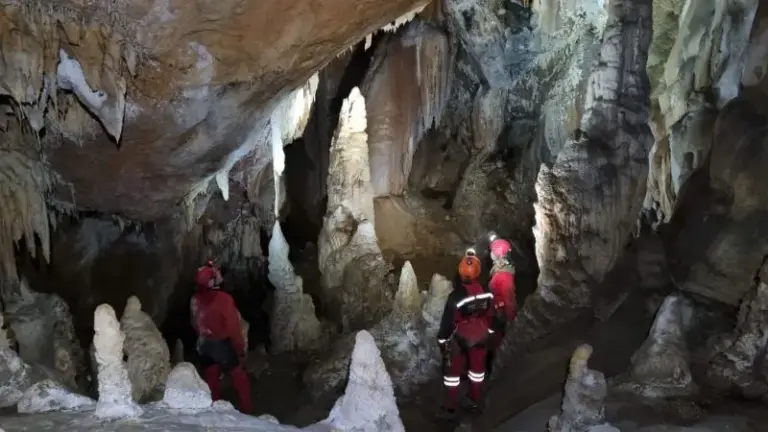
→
(162, 362, 213, 410)
(323, 330, 406, 432)
(619, 295, 697, 398)
(120, 296, 171, 402)
(318, 87, 394, 331)
(421, 273, 453, 337)
(323, 87, 376, 223)
(392, 261, 421, 317)
(93, 303, 143, 419)
(268, 222, 327, 352)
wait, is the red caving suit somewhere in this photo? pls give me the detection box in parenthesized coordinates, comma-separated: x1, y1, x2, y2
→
(191, 285, 252, 413)
(437, 279, 495, 411)
(488, 260, 517, 350)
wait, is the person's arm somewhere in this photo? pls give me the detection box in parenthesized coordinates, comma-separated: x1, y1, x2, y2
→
(221, 294, 246, 356)
(437, 293, 457, 345)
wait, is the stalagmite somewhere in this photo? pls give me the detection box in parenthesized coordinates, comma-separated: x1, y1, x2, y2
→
(482, 0, 654, 427)
(162, 362, 213, 410)
(5, 279, 85, 390)
(323, 330, 406, 432)
(304, 268, 448, 397)
(268, 222, 327, 352)
(549, 344, 617, 432)
(120, 296, 171, 402)
(318, 87, 394, 331)
(616, 295, 697, 398)
(421, 274, 453, 336)
(707, 262, 768, 399)
(93, 303, 142, 419)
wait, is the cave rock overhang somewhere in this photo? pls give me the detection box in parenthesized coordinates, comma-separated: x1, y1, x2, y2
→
(0, 0, 429, 222)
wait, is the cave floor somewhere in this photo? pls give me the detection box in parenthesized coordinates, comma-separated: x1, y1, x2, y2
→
(221, 289, 657, 431)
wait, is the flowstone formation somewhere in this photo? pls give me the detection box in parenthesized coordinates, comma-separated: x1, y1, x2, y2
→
(120, 296, 171, 402)
(268, 221, 328, 353)
(304, 263, 450, 397)
(486, 0, 654, 411)
(3, 279, 85, 389)
(644, 0, 760, 227)
(548, 344, 616, 432)
(317, 87, 395, 331)
(321, 330, 406, 432)
(92, 303, 142, 419)
(706, 261, 768, 399)
(0, 342, 48, 408)
(616, 294, 697, 398)
(16, 379, 94, 414)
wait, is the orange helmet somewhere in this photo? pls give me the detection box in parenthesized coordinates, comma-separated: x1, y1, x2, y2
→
(458, 248, 481, 281)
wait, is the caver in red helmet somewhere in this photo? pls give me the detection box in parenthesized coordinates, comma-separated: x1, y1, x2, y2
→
(195, 261, 223, 289)
(488, 232, 512, 261)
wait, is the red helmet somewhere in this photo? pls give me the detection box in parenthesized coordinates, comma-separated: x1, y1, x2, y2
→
(195, 261, 223, 289)
(489, 235, 512, 260)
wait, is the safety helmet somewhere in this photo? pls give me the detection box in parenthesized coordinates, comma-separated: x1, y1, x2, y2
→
(489, 236, 512, 261)
(195, 260, 223, 289)
(458, 248, 482, 281)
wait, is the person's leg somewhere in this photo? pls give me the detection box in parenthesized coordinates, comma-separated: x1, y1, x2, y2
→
(203, 363, 222, 401)
(467, 345, 488, 404)
(439, 341, 466, 416)
(228, 364, 252, 414)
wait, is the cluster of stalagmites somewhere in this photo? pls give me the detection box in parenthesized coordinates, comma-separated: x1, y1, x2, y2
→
(304, 263, 453, 397)
(0, 301, 405, 432)
(547, 283, 768, 431)
(1, 291, 407, 431)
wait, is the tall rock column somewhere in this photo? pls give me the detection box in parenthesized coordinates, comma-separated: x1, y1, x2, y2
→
(317, 87, 395, 331)
(479, 0, 654, 427)
(93, 304, 142, 419)
(268, 222, 328, 352)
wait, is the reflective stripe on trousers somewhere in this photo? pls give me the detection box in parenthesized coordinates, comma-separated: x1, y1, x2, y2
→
(443, 376, 461, 387)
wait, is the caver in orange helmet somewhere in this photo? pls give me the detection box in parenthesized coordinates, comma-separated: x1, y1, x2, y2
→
(458, 248, 482, 282)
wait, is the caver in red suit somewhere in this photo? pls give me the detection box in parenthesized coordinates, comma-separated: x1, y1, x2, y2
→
(486, 231, 518, 374)
(190, 261, 252, 413)
(436, 249, 495, 419)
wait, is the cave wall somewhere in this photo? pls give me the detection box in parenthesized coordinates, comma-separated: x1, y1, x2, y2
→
(14, 215, 194, 345)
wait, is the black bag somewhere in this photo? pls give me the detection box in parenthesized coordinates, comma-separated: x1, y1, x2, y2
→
(198, 338, 240, 372)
